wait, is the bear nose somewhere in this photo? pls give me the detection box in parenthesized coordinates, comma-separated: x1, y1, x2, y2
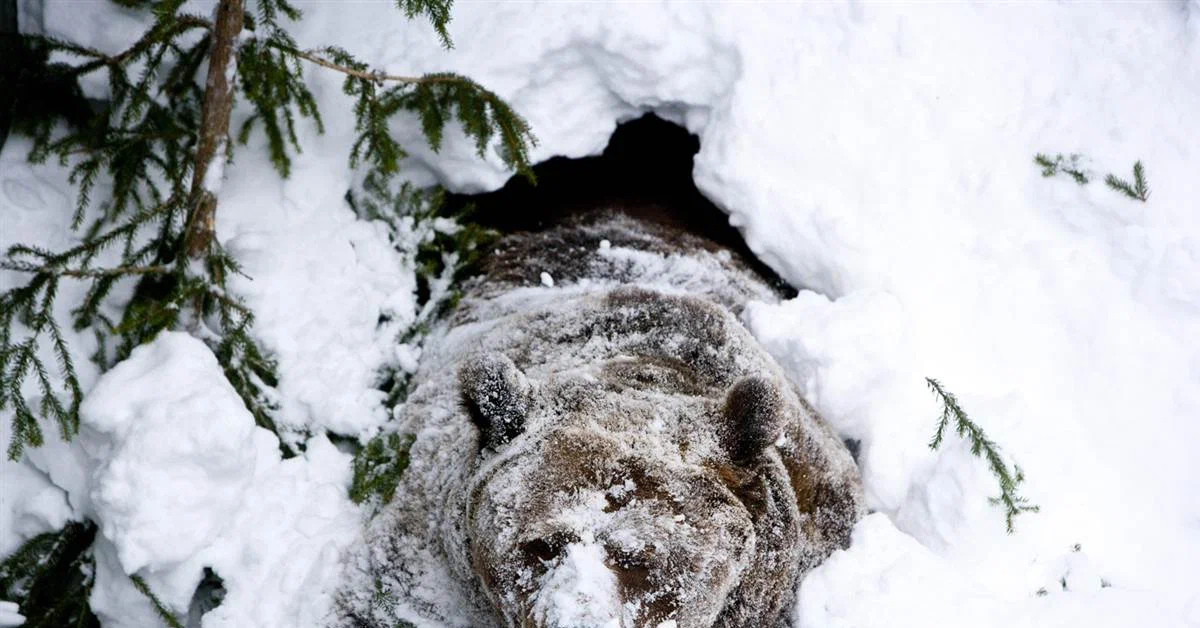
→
(521, 531, 582, 563)
(528, 541, 625, 628)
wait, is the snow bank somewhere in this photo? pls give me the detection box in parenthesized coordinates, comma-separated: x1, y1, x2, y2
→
(79, 332, 257, 575)
(72, 333, 360, 628)
(6, 1, 1200, 627)
(0, 330, 359, 627)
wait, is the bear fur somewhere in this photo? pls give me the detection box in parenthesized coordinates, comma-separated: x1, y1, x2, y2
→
(335, 211, 865, 628)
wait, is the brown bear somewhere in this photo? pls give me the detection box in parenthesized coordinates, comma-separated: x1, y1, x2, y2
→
(334, 211, 864, 628)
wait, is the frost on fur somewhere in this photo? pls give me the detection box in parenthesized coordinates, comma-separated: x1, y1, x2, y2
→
(334, 213, 865, 628)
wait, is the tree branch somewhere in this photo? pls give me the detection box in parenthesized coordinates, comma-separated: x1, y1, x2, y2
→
(0, 263, 172, 278)
(66, 15, 212, 76)
(287, 47, 471, 85)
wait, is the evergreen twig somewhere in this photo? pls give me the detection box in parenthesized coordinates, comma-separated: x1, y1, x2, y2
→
(1034, 153, 1090, 185)
(128, 575, 184, 628)
(286, 48, 458, 84)
(926, 377, 1039, 533)
(1104, 160, 1149, 202)
(1034, 152, 1151, 203)
(0, 522, 99, 628)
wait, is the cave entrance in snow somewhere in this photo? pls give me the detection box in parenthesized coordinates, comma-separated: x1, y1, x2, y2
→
(445, 113, 792, 293)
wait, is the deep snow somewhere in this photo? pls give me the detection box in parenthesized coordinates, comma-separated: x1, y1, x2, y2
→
(3, 1, 1200, 627)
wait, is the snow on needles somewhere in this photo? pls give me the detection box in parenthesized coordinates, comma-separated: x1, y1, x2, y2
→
(4, 1, 1200, 628)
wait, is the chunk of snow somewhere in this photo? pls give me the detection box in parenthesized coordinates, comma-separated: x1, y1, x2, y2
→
(0, 602, 24, 628)
(78, 332, 257, 575)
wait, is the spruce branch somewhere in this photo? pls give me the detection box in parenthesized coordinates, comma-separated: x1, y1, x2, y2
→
(0, 262, 172, 279)
(0, 521, 99, 628)
(397, 0, 454, 49)
(1033, 152, 1089, 185)
(925, 377, 1039, 533)
(286, 48, 455, 84)
(350, 432, 415, 506)
(128, 575, 184, 628)
(1104, 160, 1149, 202)
(283, 46, 537, 179)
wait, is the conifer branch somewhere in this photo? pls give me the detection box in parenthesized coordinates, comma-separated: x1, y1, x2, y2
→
(285, 48, 451, 84)
(128, 575, 184, 628)
(1034, 153, 1089, 185)
(1035, 153, 1151, 203)
(0, 262, 172, 278)
(925, 377, 1039, 533)
(1104, 160, 1149, 202)
(0, 521, 99, 626)
(397, 0, 454, 49)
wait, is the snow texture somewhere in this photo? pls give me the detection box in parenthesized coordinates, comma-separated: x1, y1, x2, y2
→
(62, 333, 361, 628)
(335, 215, 864, 628)
(0, 603, 22, 628)
(3, 1, 1200, 628)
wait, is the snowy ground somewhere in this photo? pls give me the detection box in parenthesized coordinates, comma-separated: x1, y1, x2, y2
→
(3, 1, 1200, 627)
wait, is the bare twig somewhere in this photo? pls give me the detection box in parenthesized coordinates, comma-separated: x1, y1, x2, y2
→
(0, 262, 171, 278)
(287, 48, 471, 85)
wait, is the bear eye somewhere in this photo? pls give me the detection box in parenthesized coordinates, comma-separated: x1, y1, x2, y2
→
(606, 545, 654, 570)
(520, 531, 578, 563)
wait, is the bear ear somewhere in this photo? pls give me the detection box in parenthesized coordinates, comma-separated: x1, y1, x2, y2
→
(721, 376, 785, 464)
(459, 353, 531, 451)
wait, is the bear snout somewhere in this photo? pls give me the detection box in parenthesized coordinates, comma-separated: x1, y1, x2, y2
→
(527, 541, 624, 628)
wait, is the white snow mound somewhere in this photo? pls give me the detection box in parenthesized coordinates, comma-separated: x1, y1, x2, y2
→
(79, 332, 257, 575)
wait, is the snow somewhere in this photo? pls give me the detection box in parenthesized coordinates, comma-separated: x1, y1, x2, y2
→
(530, 541, 622, 628)
(0, 603, 22, 628)
(78, 332, 257, 575)
(3, 1, 1200, 627)
(12, 332, 361, 628)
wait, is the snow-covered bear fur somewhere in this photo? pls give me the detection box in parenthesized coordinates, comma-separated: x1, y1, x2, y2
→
(335, 211, 865, 628)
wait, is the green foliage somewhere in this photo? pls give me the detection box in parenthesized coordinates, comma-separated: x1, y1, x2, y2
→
(0, 521, 100, 628)
(1, 0, 535, 461)
(343, 169, 496, 507)
(1104, 160, 1149, 202)
(1034, 152, 1150, 203)
(301, 47, 537, 180)
(237, 10, 322, 177)
(347, 169, 496, 409)
(1034, 153, 1089, 185)
(398, 0, 453, 49)
(0, 257, 83, 460)
(925, 377, 1039, 533)
(350, 431, 416, 505)
(129, 574, 184, 628)
(1, 218, 290, 457)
